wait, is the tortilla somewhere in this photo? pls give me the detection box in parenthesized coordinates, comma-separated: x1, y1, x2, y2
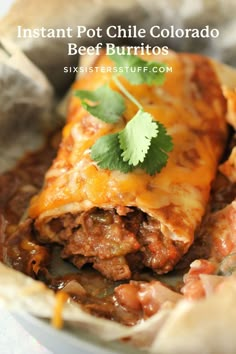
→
(28, 51, 227, 280)
(1, 1, 236, 353)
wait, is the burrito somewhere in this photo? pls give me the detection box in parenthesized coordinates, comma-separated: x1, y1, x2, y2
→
(28, 51, 227, 280)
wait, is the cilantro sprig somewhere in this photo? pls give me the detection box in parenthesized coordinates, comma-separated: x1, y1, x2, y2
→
(74, 52, 173, 175)
(119, 110, 158, 166)
(75, 85, 125, 123)
(91, 133, 132, 173)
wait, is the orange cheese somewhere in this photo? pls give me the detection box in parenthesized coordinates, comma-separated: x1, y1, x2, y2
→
(29, 51, 227, 246)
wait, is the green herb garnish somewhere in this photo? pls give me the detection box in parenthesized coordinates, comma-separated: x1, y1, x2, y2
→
(137, 122, 173, 175)
(91, 133, 133, 173)
(119, 110, 158, 166)
(75, 84, 125, 124)
(75, 52, 173, 175)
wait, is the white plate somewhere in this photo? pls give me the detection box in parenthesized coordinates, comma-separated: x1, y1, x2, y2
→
(14, 311, 146, 354)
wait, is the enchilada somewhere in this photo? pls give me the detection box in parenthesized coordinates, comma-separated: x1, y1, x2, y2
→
(28, 51, 227, 280)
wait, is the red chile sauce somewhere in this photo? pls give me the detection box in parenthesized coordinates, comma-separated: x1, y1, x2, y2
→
(0, 131, 236, 325)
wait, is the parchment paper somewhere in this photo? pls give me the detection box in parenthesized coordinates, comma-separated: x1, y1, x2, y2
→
(0, 1, 236, 354)
(0, 38, 54, 172)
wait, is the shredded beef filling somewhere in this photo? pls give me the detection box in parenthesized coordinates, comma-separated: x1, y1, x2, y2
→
(34, 208, 183, 280)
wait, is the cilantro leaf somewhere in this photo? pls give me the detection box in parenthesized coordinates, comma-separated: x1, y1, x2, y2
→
(91, 133, 133, 173)
(119, 110, 158, 166)
(75, 53, 172, 176)
(109, 52, 166, 85)
(75, 85, 125, 123)
(90, 119, 173, 175)
(138, 122, 173, 175)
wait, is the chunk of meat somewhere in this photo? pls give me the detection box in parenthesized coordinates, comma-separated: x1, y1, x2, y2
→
(137, 281, 183, 316)
(177, 199, 236, 271)
(114, 282, 141, 312)
(181, 259, 218, 299)
(179, 190, 236, 300)
(138, 217, 183, 274)
(34, 208, 184, 280)
(115, 280, 182, 318)
(202, 201, 236, 261)
(63, 209, 141, 259)
(71, 255, 131, 281)
(37, 209, 141, 259)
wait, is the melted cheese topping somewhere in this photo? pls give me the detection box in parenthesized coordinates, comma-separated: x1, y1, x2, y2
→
(51, 291, 69, 329)
(29, 52, 227, 245)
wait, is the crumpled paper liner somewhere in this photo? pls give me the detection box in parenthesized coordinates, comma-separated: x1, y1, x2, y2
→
(1, 0, 236, 94)
(0, 262, 169, 349)
(0, 38, 54, 172)
(1, 261, 236, 354)
(0, 0, 145, 94)
(0, 1, 236, 353)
